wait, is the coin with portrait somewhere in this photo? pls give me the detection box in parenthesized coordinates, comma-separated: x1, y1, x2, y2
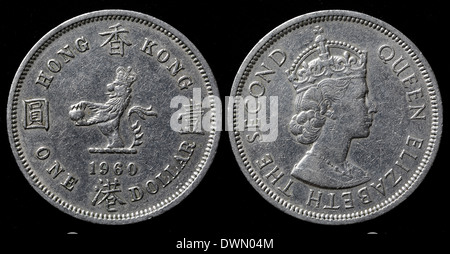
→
(229, 10, 442, 224)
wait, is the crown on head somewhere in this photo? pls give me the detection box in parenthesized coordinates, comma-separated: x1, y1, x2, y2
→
(287, 26, 367, 93)
(115, 66, 137, 85)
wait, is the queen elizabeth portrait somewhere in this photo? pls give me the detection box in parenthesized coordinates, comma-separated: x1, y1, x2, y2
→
(287, 27, 377, 189)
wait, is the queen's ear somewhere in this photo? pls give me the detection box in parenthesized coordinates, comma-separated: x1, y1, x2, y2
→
(319, 99, 336, 120)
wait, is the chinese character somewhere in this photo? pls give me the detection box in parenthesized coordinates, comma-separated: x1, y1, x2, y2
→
(178, 99, 204, 134)
(99, 23, 132, 56)
(23, 99, 49, 130)
(92, 178, 126, 212)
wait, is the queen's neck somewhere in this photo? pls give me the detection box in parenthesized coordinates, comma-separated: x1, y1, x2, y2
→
(309, 122, 351, 165)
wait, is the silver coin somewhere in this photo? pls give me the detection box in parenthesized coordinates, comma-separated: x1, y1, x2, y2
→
(229, 10, 442, 224)
(7, 10, 220, 224)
